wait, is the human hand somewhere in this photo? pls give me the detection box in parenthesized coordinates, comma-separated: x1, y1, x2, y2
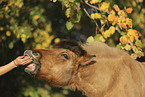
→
(14, 56, 32, 66)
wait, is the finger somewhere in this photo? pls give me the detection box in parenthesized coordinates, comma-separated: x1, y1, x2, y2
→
(22, 57, 32, 61)
(18, 56, 24, 59)
(21, 59, 33, 65)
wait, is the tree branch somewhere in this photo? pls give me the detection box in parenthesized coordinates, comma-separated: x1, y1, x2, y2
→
(84, 1, 110, 14)
(83, 7, 99, 34)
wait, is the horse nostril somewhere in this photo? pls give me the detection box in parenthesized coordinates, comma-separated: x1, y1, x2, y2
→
(32, 51, 39, 56)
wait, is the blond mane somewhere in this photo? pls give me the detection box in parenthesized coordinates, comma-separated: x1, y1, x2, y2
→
(81, 41, 129, 58)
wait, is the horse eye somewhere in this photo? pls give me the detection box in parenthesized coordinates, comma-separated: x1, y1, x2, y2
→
(61, 54, 69, 59)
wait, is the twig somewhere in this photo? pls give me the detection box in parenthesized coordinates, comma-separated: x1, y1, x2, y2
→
(83, 7, 99, 34)
(85, 1, 110, 14)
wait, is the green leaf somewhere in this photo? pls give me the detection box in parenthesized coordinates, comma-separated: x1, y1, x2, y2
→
(73, 11, 82, 23)
(132, 46, 139, 53)
(116, 43, 122, 49)
(94, 34, 105, 42)
(66, 21, 74, 30)
(87, 36, 94, 43)
(135, 40, 142, 47)
(131, 53, 138, 59)
(124, 44, 131, 50)
(65, 8, 71, 18)
(69, 0, 75, 2)
(9, 42, 14, 49)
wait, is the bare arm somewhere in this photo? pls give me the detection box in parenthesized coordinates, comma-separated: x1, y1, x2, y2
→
(0, 56, 32, 76)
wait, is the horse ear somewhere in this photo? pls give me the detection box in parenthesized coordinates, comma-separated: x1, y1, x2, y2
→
(79, 55, 96, 66)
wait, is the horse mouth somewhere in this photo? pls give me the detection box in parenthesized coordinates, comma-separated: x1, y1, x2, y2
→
(24, 50, 41, 76)
(25, 63, 36, 72)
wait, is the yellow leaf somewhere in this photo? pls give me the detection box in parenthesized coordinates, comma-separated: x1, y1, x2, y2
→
(125, 18, 132, 25)
(103, 30, 111, 38)
(111, 10, 116, 15)
(109, 26, 115, 34)
(117, 17, 122, 22)
(90, 13, 95, 19)
(34, 15, 40, 20)
(132, 1, 137, 7)
(120, 23, 127, 29)
(13, 30, 16, 34)
(112, 16, 118, 25)
(21, 37, 26, 43)
(113, 4, 120, 12)
(17, 34, 20, 39)
(0, 27, 4, 31)
(100, 2, 110, 11)
(90, 0, 101, 4)
(65, 8, 71, 18)
(127, 29, 139, 38)
(21, 34, 26, 38)
(126, 8, 133, 13)
(42, 41, 49, 48)
(6, 31, 11, 37)
(108, 14, 115, 22)
(129, 36, 135, 42)
(94, 13, 101, 19)
(45, 23, 52, 32)
(54, 38, 60, 44)
(118, 10, 126, 17)
(36, 44, 42, 49)
(87, 36, 94, 43)
(120, 35, 128, 45)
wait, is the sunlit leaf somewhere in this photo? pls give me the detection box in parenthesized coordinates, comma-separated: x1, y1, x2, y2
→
(108, 14, 115, 22)
(100, 2, 110, 11)
(74, 11, 82, 23)
(120, 23, 127, 29)
(9, 42, 14, 49)
(131, 53, 138, 59)
(54, 38, 60, 44)
(124, 44, 131, 50)
(127, 29, 139, 38)
(113, 4, 120, 11)
(125, 18, 132, 25)
(90, 0, 102, 4)
(6, 31, 11, 37)
(34, 15, 40, 20)
(108, 26, 115, 34)
(135, 40, 142, 47)
(112, 16, 118, 25)
(120, 35, 128, 45)
(126, 8, 133, 13)
(103, 30, 111, 38)
(65, 8, 71, 18)
(94, 34, 105, 42)
(66, 21, 74, 30)
(87, 36, 94, 43)
(129, 36, 135, 42)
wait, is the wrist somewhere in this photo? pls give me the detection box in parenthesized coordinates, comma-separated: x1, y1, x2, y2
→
(12, 60, 17, 67)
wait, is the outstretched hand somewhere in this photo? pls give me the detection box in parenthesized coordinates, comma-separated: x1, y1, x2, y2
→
(14, 56, 32, 66)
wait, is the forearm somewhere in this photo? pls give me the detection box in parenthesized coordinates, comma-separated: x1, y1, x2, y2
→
(0, 61, 16, 76)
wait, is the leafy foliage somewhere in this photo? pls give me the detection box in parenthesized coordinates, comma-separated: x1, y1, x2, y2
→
(55, 0, 144, 59)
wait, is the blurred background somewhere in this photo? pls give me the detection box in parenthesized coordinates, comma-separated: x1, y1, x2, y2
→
(0, 0, 145, 97)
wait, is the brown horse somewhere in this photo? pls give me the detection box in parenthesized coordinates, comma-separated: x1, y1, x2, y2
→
(24, 39, 145, 97)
